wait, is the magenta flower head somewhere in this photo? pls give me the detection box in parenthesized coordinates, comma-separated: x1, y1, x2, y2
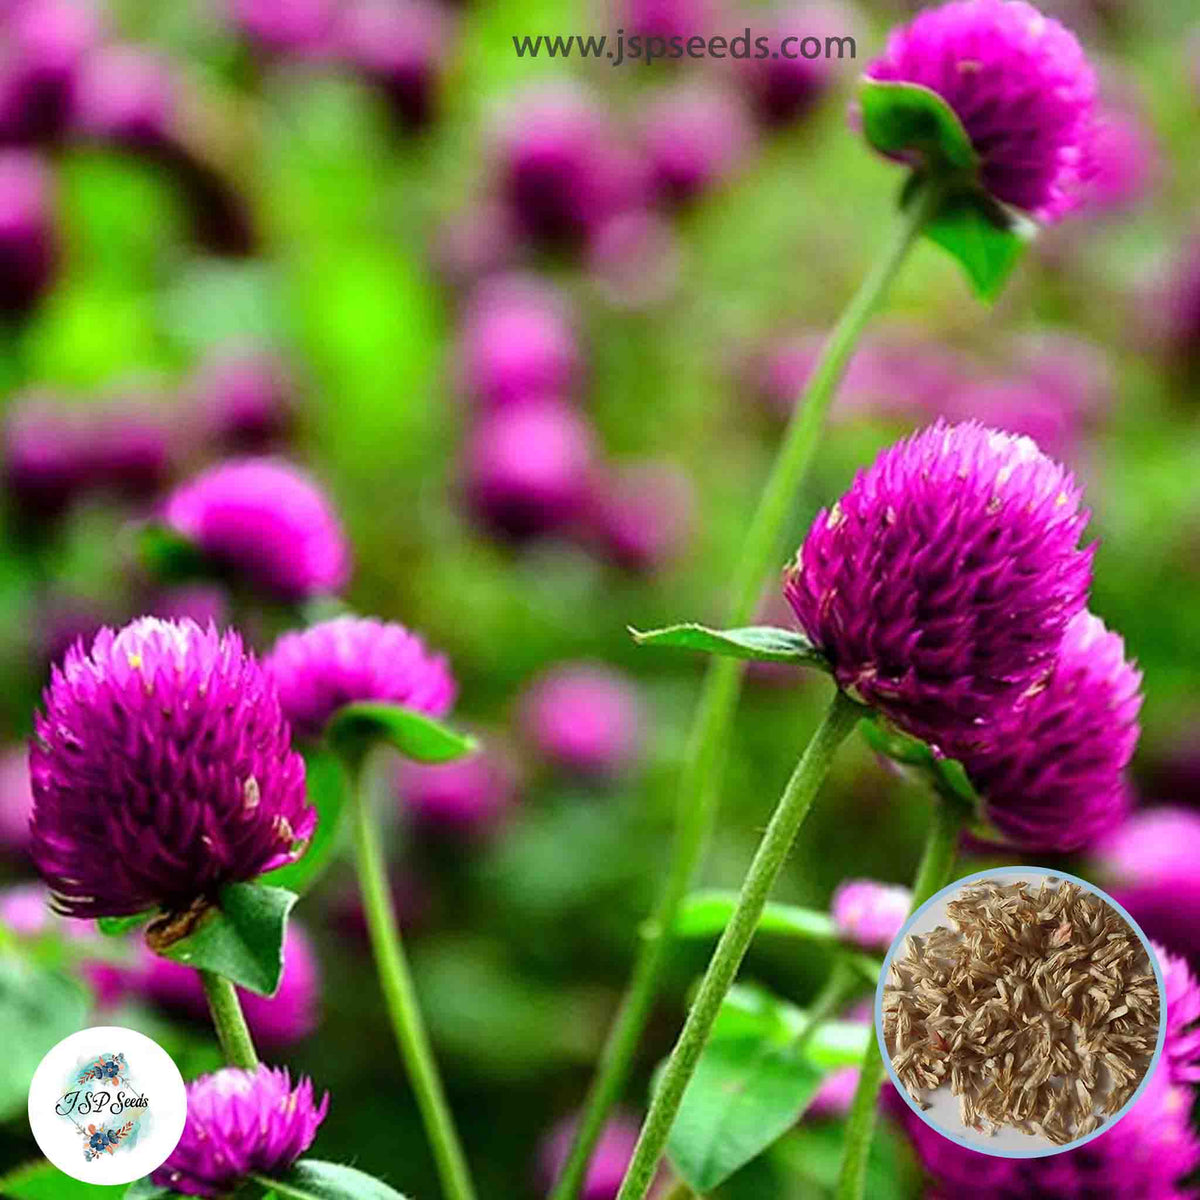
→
(464, 398, 596, 541)
(942, 377, 1078, 459)
(538, 1109, 642, 1200)
(456, 274, 581, 410)
(265, 616, 456, 744)
(1077, 106, 1160, 215)
(73, 45, 177, 151)
(227, 0, 336, 56)
(0, 744, 34, 856)
(152, 1066, 328, 1198)
(0, 149, 57, 318)
(959, 610, 1141, 852)
(163, 457, 351, 601)
(520, 663, 643, 778)
(29, 618, 312, 918)
(586, 459, 695, 574)
(397, 743, 514, 837)
(138, 920, 320, 1048)
(1158, 943, 1200, 1086)
(585, 210, 682, 312)
(190, 345, 296, 453)
(3, 393, 88, 517)
(831, 878, 912, 950)
(783, 420, 1093, 753)
(864, 0, 1097, 223)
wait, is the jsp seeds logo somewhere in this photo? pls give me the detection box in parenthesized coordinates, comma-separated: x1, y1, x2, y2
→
(28, 1027, 187, 1185)
(55, 1050, 152, 1162)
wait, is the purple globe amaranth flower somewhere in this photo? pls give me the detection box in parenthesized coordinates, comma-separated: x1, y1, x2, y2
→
(152, 1066, 328, 1198)
(29, 618, 312, 918)
(265, 615, 456, 744)
(1076, 105, 1160, 214)
(138, 920, 320, 1048)
(1158, 942, 1200, 1086)
(0, 744, 34, 856)
(397, 743, 515, 837)
(864, 0, 1098, 223)
(585, 209, 682, 312)
(228, 0, 337, 56)
(146, 584, 231, 629)
(190, 345, 297, 453)
(959, 610, 1141, 852)
(941, 377, 1079, 458)
(464, 398, 596, 541)
(0, 149, 57, 318)
(538, 1109, 643, 1200)
(617, 0, 712, 42)
(520, 663, 643, 778)
(831, 878, 912, 950)
(73, 45, 177, 151)
(1159, 233, 1200, 373)
(783, 420, 1094, 753)
(585, 459, 695, 574)
(163, 457, 351, 601)
(1011, 329, 1114, 429)
(456, 274, 582, 409)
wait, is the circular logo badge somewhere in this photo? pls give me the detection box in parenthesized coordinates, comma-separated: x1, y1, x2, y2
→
(27, 1026, 188, 1185)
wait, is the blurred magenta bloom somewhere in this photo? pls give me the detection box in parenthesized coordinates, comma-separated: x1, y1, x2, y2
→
(430, 199, 519, 290)
(163, 457, 351, 601)
(457, 274, 581, 409)
(1012, 329, 1114, 429)
(520, 663, 643, 778)
(585, 459, 695, 574)
(146, 584, 231, 629)
(831, 878, 911, 950)
(961, 610, 1141, 852)
(864, 0, 1097, 222)
(228, 0, 336, 55)
(266, 615, 456, 743)
(0, 149, 56, 317)
(941, 378, 1079, 457)
(784, 421, 1093, 753)
(807, 1065, 861, 1119)
(639, 84, 755, 204)
(74, 44, 176, 149)
(397, 743, 515, 836)
(191, 345, 296, 453)
(464, 399, 596, 541)
(152, 1066, 329, 1197)
(1078, 106, 1160, 214)
(538, 1109, 642, 1200)
(0, 0, 99, 144)
(0, 744, 33, 855)
(30, 618, 313, 918)
(585, 210, 682, 311)
(138, 920, 320, 1049)
(617, 0, 712, 41)
(1159, 942, 1200, 1085)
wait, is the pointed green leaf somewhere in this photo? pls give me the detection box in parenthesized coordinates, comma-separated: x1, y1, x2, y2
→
(137, 523, 207, 584)
(253, 1160, 410, 1200)
(328, 702, 477, 764)
(918, 188, 1033, 302)
(860, 715, 981, 813)
(260, 750, 349, 894)
(674, 891, 837, 943)
(0, 1161, 129, 1198)
(158, 882, 297, 997)
(859, 79, 977, 176)
(97, 910, 156, 937)
(629, 624, 830, 670)
(124, 1179, 181, 1199)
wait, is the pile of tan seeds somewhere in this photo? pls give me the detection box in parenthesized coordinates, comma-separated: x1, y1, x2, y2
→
(883, 878, 1160, 1144)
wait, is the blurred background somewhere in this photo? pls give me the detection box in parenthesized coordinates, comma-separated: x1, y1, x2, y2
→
(0, 0, 1198, 1196)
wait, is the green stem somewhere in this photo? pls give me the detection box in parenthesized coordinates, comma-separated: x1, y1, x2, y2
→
(200, 970, 259, 1070)
(660, 1179, 696, 1200)
(615, 690, 863, 1200)
(350, 765, 477, 1200)
(834, 794, 965, 1200)
(552, 181, 945, 1200)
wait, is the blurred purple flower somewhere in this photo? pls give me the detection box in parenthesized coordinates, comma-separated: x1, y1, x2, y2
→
(960, 610, 1141, 852)
(1011, 329, 1114, 429)
(88, 396, 175, 497)
(138, 920, 320, 1049)
(520, 663, 643, 778)
(397, 743, 515, 837)
(1158, 942, 1200, 1085)
(538, 1109, 642, 1200)
(457, 274, 581, 409)
(30, 618, 312, 918)
(266, 615, 456, 743)
(941, 378, 1078, 458)
(807, 1065, 861, 1119)
(585, 459, 695, 574)
(146, 584, 231, 629)
(163, 457, 351, 601)
(190, 345, 296, 453)
(152, 1066, 328, 1197)
(864, 0, 1097, 222)
(74, 44, 176, 150)
(228, 0, 336, 56)
(617, 0, 711, 42)
(585, 209, 682, 311)
(430, 200, 520, 290)
(0, 745, 33, 856)
(1077, 105, 1160, 214)
(831, 878, 911, 950)
(0, 149, 56, 317)
(1159, 233, 1200, 371)
(783, 420, 1093, 753)
(464, 398, 596, 541)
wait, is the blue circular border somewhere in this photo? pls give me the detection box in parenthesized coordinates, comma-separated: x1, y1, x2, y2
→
(875, 865, 1167, 1159)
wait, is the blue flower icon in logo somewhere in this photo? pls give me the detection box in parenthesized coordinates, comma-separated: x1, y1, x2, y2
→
(100, 1061, 120, 1081)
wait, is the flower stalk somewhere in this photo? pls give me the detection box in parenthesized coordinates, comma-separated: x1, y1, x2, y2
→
(200, 970, 260, 1070)
(552, 180, 947, 1200)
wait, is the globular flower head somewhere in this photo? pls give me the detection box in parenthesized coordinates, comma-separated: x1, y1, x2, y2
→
(163, 457, 351, 601)
(265, 615, 456, 743)
(585, 459, 695, 575)
(831, 878, 912, 950)
(941, 378, 1079, 458)
(783, 420, 1093, 753)
(1077, 106, 1160, 215)
(29, 618, 312, 918)
(520, 663, 643, 778)
(864, 0, 1098, 222)
(0, 744, 34, 856)
(138, 921, 320, 1048)
(538, 1110, 642, 1200)
(1157, 942, 1200, 1085)
(1159, 233, 1200, 370)
(191, 345, 296, 453)
(0, 149, 57, 318)
(151, 1066, 328, 1197)
(228, 0, 337, 56)
(397, 744, 514, 837)
(74, 45, 177, 151)
(959, 610, 1141, 852)
(584, 209, 681, 312)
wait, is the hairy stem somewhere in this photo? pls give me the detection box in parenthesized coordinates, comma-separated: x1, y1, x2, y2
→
(200, 970, 259, 1070)
(552, 181, 945, 1200)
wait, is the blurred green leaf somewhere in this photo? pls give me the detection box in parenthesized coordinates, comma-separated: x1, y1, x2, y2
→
(137, 523, 208, 586)
(804, 1020, 872, 1070)
(630, 624, 830, 669)
(255, 1160, 410, 1200)
(859, 716, 980, 813)
(328, 702, 477, 765)
(772, 1117, 920, 1200)
(98, 911, 156, 937)
(859, 81, 977, 177)
(124, 1179, 180, 1199)
(157, 882, 297, 997)
(674, 891, 837, 943)
(0, 1161, 129, 1198)
(261, 750, 349, 894)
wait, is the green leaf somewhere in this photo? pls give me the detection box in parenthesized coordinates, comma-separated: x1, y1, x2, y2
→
(328, 702, 477, 764)
(0, 1161, 129, 1198)
(260, 750, 349, 894)
(158, 882, 297, 997)
(773, 1118, 920, 1200)
(860, 715, 981, 813)
(667, 985, 827, 1191)
(629, 624, 830, 670)
(124, 1179, 181, 1199)
(918, 188, 1033, 301)
(254, 1160, 410, 1200)
(97, 910, 156, 937)
(137, 523, 207, 584)
(859, 79, 977, 177)
(804, 1019, 872, 1070)
(674, 891, 837, 943)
